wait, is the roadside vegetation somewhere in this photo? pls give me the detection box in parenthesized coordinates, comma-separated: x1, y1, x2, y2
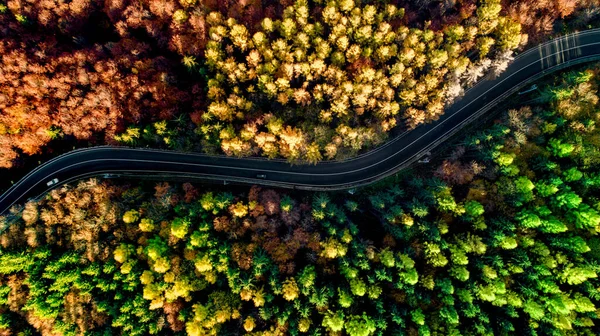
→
(1, 66, 600, 335)
(1, 0, 599, 169)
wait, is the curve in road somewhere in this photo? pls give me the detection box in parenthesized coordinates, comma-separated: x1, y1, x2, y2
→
(2, 29, 600, 215)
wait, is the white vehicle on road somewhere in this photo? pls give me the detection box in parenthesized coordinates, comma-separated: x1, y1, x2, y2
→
(418, 152, 432, 164)
(46, 178, 59, 187)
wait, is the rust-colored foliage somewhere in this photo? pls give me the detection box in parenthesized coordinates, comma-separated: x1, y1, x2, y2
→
(6, 0, 96, 34)
(507, 0, 580, 42)
(163, 299, 185, 332)
(231, 242, 257, 270)
(63, 290, 109, 334)
(434, 159, 478, 185)
(182, 182, 199, 203)
(0, 8, 190, 168)
(1, 179, 120, 261)
(210, 188, 321, 273)
(260, 189, 280, 216)
(213, 216, 233, 233)
(0, 0, 590, 169)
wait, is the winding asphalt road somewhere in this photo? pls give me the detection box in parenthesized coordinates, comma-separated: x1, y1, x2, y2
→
(2, 29, 600, 215)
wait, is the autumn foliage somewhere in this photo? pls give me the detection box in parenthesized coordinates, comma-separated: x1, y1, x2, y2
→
(0, 0, 597, 168)
(2, 65, 600, 333)
(0, 10, 194, 167)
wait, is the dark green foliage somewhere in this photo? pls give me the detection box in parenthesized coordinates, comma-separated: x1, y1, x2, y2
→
(1, 67, 600, 335)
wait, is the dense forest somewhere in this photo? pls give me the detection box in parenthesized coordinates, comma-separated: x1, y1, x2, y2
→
(1, 0, 599, 168)
(1, 66, 599, 335)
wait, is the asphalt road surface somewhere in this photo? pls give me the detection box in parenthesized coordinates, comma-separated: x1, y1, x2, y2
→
(2, 29, 600, 215)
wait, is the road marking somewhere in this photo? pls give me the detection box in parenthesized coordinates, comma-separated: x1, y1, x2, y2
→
(2, 35, 600, 213)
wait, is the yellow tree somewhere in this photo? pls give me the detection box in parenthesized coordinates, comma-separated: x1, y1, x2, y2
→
(278, 126, 306, 161)
(477, 0, 502, 35)
(305, 142, 323, 164)
(495, 17, 522, 50)
(255, 132, 279, 158)
(282, 278, 300, 301)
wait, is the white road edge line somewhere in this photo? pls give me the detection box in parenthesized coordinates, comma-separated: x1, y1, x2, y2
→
(2, 36, 600, 212)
